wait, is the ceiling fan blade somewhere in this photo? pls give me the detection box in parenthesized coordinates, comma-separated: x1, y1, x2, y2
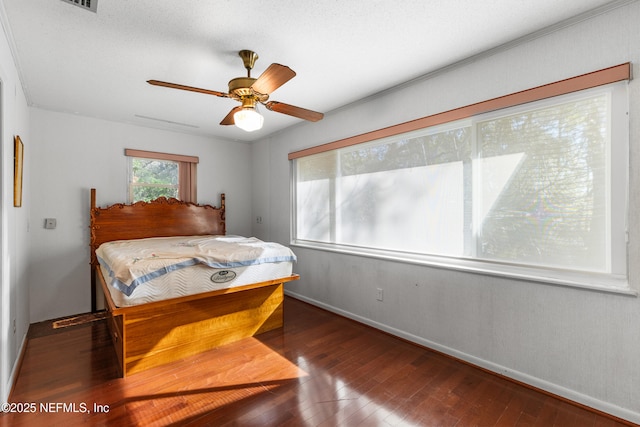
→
(147, 80, 229, 98)
(265, 101, 324, 122)
(251, 64, 296, 95)
(220, 106, 242, 125)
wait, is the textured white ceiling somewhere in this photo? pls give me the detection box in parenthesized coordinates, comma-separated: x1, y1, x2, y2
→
(0, 0, 627, 142)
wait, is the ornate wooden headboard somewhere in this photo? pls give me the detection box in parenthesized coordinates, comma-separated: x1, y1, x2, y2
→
(90, 188, 226, 264)
(89, 188, 225, 310)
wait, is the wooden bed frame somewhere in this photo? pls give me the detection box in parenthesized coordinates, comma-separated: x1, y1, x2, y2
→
(89, 188, 299, 377)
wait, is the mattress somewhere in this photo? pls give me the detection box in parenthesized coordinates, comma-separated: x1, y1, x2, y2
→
(96, 235, 296, 307)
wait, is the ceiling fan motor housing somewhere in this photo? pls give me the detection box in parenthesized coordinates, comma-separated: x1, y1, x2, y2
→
(228, 77, 268, 102)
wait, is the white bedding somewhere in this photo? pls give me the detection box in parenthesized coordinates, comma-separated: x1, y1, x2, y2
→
(96, 235, 296, 307)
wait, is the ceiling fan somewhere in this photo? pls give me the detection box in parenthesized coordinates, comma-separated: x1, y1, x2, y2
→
(147, 50, 324, 132)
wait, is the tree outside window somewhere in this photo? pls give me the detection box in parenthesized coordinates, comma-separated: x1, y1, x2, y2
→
(130, 158, 179, 202)
(125, 149, 198, 203)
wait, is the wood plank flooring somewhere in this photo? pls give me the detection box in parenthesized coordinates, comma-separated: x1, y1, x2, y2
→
(1, 297, 634, 427)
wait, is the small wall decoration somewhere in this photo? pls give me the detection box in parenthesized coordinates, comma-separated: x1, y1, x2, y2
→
(14, 135, 24, 207)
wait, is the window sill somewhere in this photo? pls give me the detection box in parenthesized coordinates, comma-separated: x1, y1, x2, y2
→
(290, 240, 637, 297)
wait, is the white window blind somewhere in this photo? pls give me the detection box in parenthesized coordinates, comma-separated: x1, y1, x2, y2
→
(474, 92, 611, 272)
(292, 82, 629, 290)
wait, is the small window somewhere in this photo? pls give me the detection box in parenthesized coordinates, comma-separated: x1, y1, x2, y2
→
(125, 149, 198, 203)
(129, 157, 179, 202)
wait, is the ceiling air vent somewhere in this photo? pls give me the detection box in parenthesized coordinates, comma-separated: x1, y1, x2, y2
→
(60, 0, 98, 13)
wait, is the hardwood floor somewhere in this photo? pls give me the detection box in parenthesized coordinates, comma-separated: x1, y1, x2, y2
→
(1, 297, 634, 427)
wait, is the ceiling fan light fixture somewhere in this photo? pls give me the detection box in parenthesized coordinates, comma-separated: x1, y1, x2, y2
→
(234, 106, 264, 132)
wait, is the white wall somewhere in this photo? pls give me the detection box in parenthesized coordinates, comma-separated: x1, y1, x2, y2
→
(0, 5, 31, 404)
(28, 110, 253, 322)
(252, 2, 640, 424)
(251, 138, 272, 242)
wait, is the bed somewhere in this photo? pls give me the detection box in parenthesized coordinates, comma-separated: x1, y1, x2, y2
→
(89, 188, 299, 377)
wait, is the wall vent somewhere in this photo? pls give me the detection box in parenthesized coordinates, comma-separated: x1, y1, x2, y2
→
(60, 0, 98, 13)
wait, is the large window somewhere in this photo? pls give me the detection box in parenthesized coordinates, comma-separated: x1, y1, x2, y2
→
(125, 149, 198, 203)
(292, 71, 630, 291)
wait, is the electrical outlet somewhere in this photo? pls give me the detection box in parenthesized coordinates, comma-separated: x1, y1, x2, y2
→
(13, 319, 16, 334)
(256, 216, 263, 224)
(376, 288, 383, 301)
(44, 218, 57, 229)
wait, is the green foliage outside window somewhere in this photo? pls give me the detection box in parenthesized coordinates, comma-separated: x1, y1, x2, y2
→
(130, 158, 179, 202)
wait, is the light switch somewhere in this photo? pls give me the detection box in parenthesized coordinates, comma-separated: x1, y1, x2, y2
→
(44, 218, 57, 229)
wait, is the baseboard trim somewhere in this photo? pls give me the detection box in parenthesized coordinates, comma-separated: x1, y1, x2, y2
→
(284, 290, 640, 426)
(6, 332, 27, 402)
